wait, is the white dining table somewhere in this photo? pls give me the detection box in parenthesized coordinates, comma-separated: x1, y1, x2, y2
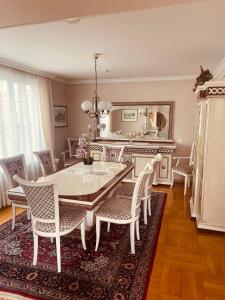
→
(7, 161, 134, 231)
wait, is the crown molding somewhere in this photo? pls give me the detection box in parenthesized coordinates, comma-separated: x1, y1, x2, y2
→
(0, 58, 69, 84)
(70, 75, 196, 85)
(0, 57, 196, 85)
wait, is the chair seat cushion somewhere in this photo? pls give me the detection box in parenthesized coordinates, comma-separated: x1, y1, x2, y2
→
(114, 181, 150, 199)
(114, 182, 135, 198)
(35, 206, 86, 233)
(96, 197, 140, 220)
(172, 164, 193, 174)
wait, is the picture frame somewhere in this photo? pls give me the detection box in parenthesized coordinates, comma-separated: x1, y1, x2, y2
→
(53, 105, 68, 127)
(121, 109, 138, 122)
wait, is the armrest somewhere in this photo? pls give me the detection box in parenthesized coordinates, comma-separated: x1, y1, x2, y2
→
(173, 156, 190, 160)
(61, 150, 70, 162)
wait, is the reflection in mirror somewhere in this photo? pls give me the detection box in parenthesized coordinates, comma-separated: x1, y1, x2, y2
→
(99, 102, 173, 141)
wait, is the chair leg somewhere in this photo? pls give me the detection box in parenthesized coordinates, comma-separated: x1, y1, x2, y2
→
(170, 171, 174, 188)
(27, 209, 31, 220)
(107, 222, 111, 232)
(143, 199, 148, 225)
(148, 195, 151, 216)
(12, 205, 16, 230)
(130, 221, 135, 254)
(184, 176, 188, 195)
(33, 233, 38, 265)
(187, 176, 191, 188)
(81, 220, 86, 250)
(136, 219, 140, 240)
(56, 236, 61, 273)
(95, 218, 101, 251)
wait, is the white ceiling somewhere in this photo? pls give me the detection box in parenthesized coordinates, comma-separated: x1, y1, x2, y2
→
(0, 0, 224, 81)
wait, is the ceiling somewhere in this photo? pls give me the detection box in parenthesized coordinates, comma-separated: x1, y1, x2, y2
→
(0, 0, 224, 82)
(0, 0, 206, 29)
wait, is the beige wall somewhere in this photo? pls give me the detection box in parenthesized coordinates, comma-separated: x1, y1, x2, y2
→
(67, 80, 196, 155)
(52, 81, 69, 161)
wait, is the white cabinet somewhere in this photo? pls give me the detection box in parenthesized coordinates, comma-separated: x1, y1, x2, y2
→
(190, 82, 225, 232)
(90, 150, 102, 161)
(90, 143, 175, 185)
(132, 153, 172, 184)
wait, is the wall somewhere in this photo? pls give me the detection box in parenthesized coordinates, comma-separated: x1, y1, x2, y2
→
(51, 81, 69, 162)
(67, 79, 197, 155)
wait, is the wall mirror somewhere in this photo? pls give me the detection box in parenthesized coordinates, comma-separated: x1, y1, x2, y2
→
(98, 102, 173, 142)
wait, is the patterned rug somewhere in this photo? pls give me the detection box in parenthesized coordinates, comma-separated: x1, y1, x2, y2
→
(0, 192, 166, 300)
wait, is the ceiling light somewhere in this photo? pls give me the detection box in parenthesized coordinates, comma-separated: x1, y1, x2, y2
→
(65, 17, 81, 24)
(81, 53, 112, 119)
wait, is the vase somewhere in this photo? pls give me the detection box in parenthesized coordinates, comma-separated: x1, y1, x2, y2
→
(83, 157, 94, 165)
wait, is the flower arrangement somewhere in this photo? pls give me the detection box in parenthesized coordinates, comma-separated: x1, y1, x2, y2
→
(76, 134, 93, 165)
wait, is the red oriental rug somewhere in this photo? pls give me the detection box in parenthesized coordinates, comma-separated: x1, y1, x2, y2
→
(0, 192, 166, 300)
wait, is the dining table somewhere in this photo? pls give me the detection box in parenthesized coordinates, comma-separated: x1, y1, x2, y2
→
(7, 161, 134, 231)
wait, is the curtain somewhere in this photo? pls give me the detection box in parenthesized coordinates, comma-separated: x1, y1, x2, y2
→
(0, 65, 54, 208)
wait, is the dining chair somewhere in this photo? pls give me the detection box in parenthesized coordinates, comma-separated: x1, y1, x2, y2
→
(62, 138, 79, 167)
(102, 144, 124, 163)
(95, 168, 152, 254)
(0, 154, 30, 229)
(13, 175, 87, 273)
(113, 153, 162, 224)
(171, 143, 195, 195)
(34, 149, 59, 177)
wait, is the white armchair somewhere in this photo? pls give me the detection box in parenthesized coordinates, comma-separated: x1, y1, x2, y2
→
(171, 143, 195, 195)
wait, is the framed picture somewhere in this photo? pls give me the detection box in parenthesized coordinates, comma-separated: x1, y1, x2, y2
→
(54, 106, 68, 127)
(121, 109, 138, 122)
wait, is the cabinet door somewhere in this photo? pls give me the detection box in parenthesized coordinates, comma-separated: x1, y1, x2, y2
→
(90, 150, 102, 161)
(156, 154, 172, 184)
(193, 101, 208, 217)
(132, 154, 155, 179)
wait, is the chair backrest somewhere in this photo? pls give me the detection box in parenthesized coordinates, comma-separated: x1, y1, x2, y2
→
(0, 154, 28, 188)
(189, 143, 195, 166)
(103, 145, 124, 163)
(13, 175, 59, 233)
(34, 150, 55, 177)
(68, 138, 78, 158)
(131, 167, 153, 218)
(142, 153, 162, 190)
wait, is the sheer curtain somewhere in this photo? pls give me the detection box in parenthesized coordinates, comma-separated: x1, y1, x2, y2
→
(0, 65, 54, 208)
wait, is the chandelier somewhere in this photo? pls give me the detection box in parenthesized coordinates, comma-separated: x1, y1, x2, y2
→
(81, 53, 112, 118)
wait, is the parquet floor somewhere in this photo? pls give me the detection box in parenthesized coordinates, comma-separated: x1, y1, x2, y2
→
(147, 184, 225, 300)
(0, 184, 224, 300)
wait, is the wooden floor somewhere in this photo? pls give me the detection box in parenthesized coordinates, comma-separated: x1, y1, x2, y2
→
(0, 184, 224, 300)
(147, 184, 225, 300)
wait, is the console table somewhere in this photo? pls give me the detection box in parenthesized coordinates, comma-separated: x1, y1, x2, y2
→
(90, 142, 176, 185)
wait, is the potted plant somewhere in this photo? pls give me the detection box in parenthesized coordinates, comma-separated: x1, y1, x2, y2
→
(76, 135, 94, 165)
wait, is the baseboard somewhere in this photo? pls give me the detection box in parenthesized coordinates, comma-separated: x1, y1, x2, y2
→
(196, 216, 225, 232)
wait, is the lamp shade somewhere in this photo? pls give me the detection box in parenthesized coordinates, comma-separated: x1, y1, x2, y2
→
(98, 100, 107, 111)
(81, 100, 92, 111)
(105, 101, 112, 111)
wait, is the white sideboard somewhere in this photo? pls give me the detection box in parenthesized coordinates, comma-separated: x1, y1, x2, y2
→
(190, 81, 225, 232)
(90, 142, 176, 185)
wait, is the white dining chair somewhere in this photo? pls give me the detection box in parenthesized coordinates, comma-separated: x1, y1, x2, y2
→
(95, 168, 152, 254)
(102, 144, 124, 163)
(34, 149, 59, 177)
(0, 154, 30, 229)
(113, 153, 162, 224)
(13, 175, 87, 273)
(62, 138, 79, 168)
(171, 143, 195, 195)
